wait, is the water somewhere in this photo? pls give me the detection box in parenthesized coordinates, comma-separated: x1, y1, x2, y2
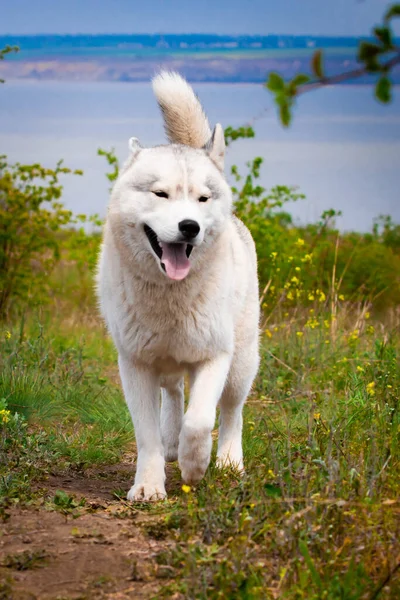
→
(1, 80, 399, 231)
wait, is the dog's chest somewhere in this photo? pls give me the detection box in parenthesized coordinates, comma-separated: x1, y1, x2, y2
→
(119, 284, 231, 365)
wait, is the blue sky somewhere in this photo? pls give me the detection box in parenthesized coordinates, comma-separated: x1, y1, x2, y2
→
(0, 0, 397, 36)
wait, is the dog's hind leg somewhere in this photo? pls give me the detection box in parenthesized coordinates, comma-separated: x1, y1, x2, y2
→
(216, 342, 259, 472)
(161, 376, 184, 462)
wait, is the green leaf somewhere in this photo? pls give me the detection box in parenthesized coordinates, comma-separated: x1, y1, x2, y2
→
(358, 41, 382, 62)
(266, 72, 285, 92)
(373, 26, 393, 49)
(275, 91, 287, 107)
(279, 102, 292, 127)
(375, 76, 392, 103)
(299, 541, 322, 589)
(311, 49, 324, 78)
(384, 4, 400, 22)
(264, 483, 282, 497)
(365, 56, 381, 73)
(291, 74, 310, 87)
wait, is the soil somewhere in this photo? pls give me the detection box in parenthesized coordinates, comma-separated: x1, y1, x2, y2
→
(0, 458, 179, 600)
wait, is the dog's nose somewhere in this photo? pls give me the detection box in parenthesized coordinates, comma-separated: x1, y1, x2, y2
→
(178, 219, 200, 239)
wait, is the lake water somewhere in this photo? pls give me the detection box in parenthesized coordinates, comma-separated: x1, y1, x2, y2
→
(1, 80, 400, 231)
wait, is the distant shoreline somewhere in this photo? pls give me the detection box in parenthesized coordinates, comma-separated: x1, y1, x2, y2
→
(3, 79, 400, 89)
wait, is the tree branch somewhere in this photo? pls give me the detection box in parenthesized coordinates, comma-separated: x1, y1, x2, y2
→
(296, 51, 400, 97)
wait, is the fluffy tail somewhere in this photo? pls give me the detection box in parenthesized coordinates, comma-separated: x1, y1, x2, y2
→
(152, 71, 212, 148)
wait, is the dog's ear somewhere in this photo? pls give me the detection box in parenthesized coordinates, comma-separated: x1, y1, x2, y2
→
(205, 124, 225, 171)
(128, 137, 142, 155)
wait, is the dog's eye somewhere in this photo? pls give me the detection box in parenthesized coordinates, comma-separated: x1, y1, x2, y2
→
(153, 190, 169, 199)
(198, 196, 209, 203)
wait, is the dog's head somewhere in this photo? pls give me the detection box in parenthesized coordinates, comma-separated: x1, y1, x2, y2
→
(109, 124, 232, 282)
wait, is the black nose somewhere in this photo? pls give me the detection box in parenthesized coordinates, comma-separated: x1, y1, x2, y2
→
(178, 219, 200, 239)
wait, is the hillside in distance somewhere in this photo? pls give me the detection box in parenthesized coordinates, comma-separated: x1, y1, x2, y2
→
(1, 33, 399, 83)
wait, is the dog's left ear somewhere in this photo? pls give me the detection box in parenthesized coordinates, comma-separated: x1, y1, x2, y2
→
(128, 137, 142, 155)
(205, 124, 225, 171)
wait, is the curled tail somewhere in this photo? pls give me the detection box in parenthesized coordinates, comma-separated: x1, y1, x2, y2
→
(152, 71, 212, 148)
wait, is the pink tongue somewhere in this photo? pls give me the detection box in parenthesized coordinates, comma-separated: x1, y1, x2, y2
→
(160, 243, 191, 280)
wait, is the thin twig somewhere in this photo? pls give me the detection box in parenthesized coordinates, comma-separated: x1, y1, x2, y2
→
(259, 278, 272, 307)
(369, 559, 400, 600)
(330, 235, 340, 343)
(297, 52, 400, 96)
(267, 350, 298, 376)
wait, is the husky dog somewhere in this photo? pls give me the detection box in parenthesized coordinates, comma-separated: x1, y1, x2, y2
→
(97, 72, 259, 501)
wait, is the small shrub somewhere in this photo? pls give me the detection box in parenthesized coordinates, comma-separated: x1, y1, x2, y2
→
(0, 156, 82, 319)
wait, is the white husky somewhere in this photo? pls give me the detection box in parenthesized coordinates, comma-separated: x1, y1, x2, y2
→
(97, 72, 259, 501)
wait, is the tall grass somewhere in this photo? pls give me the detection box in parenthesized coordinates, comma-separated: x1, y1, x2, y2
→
(1, 257, 399, 597)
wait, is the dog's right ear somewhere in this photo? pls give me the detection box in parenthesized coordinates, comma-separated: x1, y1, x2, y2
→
(205, 124, 225, 171)
(128, 137, 142, 155)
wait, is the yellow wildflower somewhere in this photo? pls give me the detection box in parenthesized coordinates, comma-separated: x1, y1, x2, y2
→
(296, 331, 304, 337)
(4, 331, 11, 340)
(305, 317, 319, 329)
(339, 294, 345, 301)
(0, 409, 11, 424)
(356, 366, 364, 373)
(295, 266, 301, 272)
(265, 329, 272, 338)
(267, 469, 276, 479)
(270, 251, 278, 260)
(366, 382, 375, 396)
(314, 412, 321, 420)
(296, 238, 305, 247)
(348, 330, 359, 343)
(308, 293, 315, 301)
(291, 276, 299, 285)
(318, 291, 326, 302)
(182, 484, 191, 494)
(387, 385, 393, 389)
(365, 312, 370, 320)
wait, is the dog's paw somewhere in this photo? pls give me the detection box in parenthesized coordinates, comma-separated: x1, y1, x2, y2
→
(127, 482, 167, 502)
(178, 423, 212, 484)
(216, 454, 244, 473)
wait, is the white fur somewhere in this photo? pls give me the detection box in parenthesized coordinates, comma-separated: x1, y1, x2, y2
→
(96, 71, 260, 501)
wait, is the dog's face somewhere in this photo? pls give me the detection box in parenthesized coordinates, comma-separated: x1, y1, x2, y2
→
(110, 133, 232, 282)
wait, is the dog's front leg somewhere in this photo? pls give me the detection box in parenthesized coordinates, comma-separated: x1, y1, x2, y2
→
(179, 353, 231, 484)
(118, 356, 166, 501)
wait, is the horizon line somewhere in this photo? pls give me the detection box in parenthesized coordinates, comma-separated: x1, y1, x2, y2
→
(0, 32, 370, 39)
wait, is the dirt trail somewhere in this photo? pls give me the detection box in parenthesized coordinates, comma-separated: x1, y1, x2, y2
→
(0, 460, 176, 599)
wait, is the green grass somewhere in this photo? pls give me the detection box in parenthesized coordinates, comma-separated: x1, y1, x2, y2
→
(0, 314, 132, 500)
(1, 294, 399, 598)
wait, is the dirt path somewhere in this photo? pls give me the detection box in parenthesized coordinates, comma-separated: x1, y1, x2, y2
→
(0, 459, 176, 599)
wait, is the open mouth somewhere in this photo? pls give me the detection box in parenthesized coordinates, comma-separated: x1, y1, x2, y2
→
(144, 224, 193, 281)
